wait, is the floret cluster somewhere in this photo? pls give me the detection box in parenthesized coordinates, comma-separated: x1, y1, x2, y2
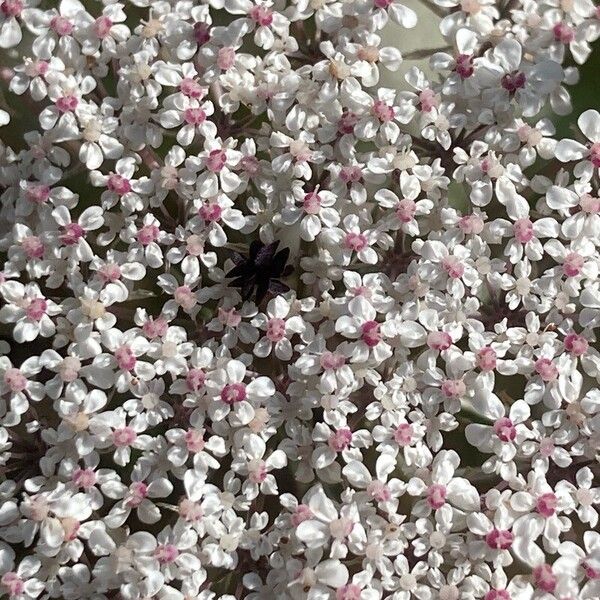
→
(0, 0, 600, 599)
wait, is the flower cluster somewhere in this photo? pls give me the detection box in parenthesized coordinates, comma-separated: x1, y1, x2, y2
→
(0, 0, 600, 598)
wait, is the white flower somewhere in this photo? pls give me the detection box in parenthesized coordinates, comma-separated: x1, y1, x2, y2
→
(555, 109, 600, 177)
(280, 185, 339, 242)
(465, 388, 531, 479)
(231, 433, 287, 498)
(0, 281, 60, 342)
(294, 486, 366, 559)
(101, 475, 173, 527)
(406, 450, 481, 516)
(251, 296, 306, 360)
(90, 407, 152, 466)
(206, 359, 274, 426)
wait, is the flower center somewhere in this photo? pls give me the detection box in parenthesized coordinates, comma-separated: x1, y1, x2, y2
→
(442, 256, 465, 279)
(185, 429, 205, 453)
(248, 458, 268, 483)
(193, 22, 210, 45)
(218, 46, 236, 70)
(137, 224, 160, 245)
(180, 78, 204, 98)
(207, 149, 227, 172)
(199, 202, 222, 222)
(266, 317, 286, 342)
(61, 517, 81, 540)
(320, 351, 345, 370)
(4, 367, 27, 392)
(396, 199, 416, 223)
(344, 232, 368, 252)
(72, 468, 97, 489)
(99, 263, 122, 282)
(532, 564, 557, 593)
(340, 165, 363, 183)
(21, 235, 44, 258)
(25, 297, 47, 320)
(107, 174, 132, 195)
(394, 423, 414, 446)
(493, 417, 516, 442)
(367, 480, 392, 502)
(184, 107, 207, 125)
(113, 426, 137, 447)
(56, 94, 78, 112)
(241, 155, 259, 175)
(125, 481, 148, 507)
(0, 0, 22, 17)
(328, 427, 352, 452)
(329, 516, 354, 539)
(66, 411, 89, 432)
(536, 492, 558, 517)
(115, 345, 136, 371)
(250, 5, 273, 26)
(580, 193, 600, 212)
(60, 222, 84, 245)
(155, 543, 179, 564)
(80, 297, 106, 320)
(186, 368, 206, 392)
(461, 0, 481, 13)
(303, 192, 321, 215)
(94, 16, 113, 38)
(427, 484, 447, 509)
(563, 252, 584, 277)
(175, 285, 197, 310)
(336, 584, 362, 600)
(143, 316, 168, 338)
(484, 591, 511, 600)
(455, 53, 474, 79)
(576, 488, 594, 506)
(419, 89, 439, 113)
(220, 382, 247, 404)
(361, 320, 382, 347)
(427, 331, 452, 351)
(291, 504, 313, 526)
(513, 217, 534, 243)
(26, 183, 50, 204)
(477, 346, 497, 372)
(535, 358, 558, 382)
(50, 15, 74, 36)
(589, 143, 600, 168)
(553, 22, 574, 44)
(441, 379, 465, 398)
(582, 560, 600, 580)
(358, 45, 379, 63)
(218, 307, 241, 327)
(1, 573, 25, 596)
(501, 71, 526, 94)
(372, 100, 395, 122)
(539, 437, 555, 457)
(179, 498, 204, 521)
(485, 528, 514, 550)
(338, 110, 359, 134)
(564, 332, 588, 356)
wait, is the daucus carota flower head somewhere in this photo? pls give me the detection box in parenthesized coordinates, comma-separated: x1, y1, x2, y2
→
(0, 0, 598, 598)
